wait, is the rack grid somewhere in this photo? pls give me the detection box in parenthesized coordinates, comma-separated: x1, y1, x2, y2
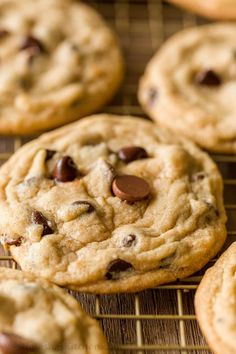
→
(0, 1, 235, 353)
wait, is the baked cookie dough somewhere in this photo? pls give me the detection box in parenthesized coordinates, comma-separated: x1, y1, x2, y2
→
(0, 0, 123, 135)
(195, 242, 236, 354)
(167, 0, 236, 20)
(0, 114, 227, 293)
(139, 23, 236, 153)
(0, 267, 108, 353)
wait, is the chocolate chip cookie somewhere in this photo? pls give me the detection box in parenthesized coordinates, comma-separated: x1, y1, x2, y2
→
(0, 114, 227, 293)
(0, 0, 123, 134)
(0, 267, 108, 353)
(195, 243, 236, 354)
(139, 24, 236, 153)
(167, 0, 236, 20)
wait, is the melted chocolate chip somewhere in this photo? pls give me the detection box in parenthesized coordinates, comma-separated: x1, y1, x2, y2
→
(18, 77, 31, 90)
(5, 237, 22, 247)
(122, 234, 136, 247)
(45, 149, 56, 161)
(53, 156, 78, 182)
(0, 29, 9, 39)
(72, 201, 95, 213)
(106, 259, 133, 280)
(0, 332, 39, 354)
(118, 146, 148, 163)
(194, 69, 221, 86)
(19, 36, 45, 54)
(112, 175, 150, 202)
(32, 211, 53, 236)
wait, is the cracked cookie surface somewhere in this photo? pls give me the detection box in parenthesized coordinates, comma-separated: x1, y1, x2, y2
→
(0, 114, 227, 293)
(139, 24, 236, 153)
(195, 243, 236, 354)
(0, 267, 108, 353)
(0, 0, 123, 134)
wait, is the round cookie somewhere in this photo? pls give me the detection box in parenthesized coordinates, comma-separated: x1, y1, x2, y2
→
(139, 23, 236, 153)
(167, 0, 236, 20)
(0, 0, 123, 135)
(0, 267, 108, 354)
(195, 243, 236, 354)
(0, 114, 227, 293)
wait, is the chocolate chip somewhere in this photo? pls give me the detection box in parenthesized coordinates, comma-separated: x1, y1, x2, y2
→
(45, 149, 56, 161)
(106, 259, 133, 279)
(112, 175, 150, 202)
(0, 332, 39, 354)
(148, 87, 158, 105)
(0, 29, 9, 39)
(122, 234, 136, 247)
(72, 201, 95, 213)
(19, 36, 45, 54)
(18, 77, 31, 90)
(32, 211, 53, 236)
(194, 69, 221, 86)
(118, 146, 148, 163)
(5, 237, 22, 247)
(52, 156, 78, 182)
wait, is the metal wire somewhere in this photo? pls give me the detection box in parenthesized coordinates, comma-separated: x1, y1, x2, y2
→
(0, 1, 235, 353)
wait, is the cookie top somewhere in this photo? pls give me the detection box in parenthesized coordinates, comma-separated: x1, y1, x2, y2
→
(0, 267, 108, 354)
(139, 23, 236, 153)
(0, 0, 123, 135)
(195, 243, 236, 354)
(167, 0, 236, 20)
(0, 114, 226, 293)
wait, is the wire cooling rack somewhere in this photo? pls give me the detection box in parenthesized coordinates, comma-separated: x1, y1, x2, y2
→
(0, 1, 235, 353)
